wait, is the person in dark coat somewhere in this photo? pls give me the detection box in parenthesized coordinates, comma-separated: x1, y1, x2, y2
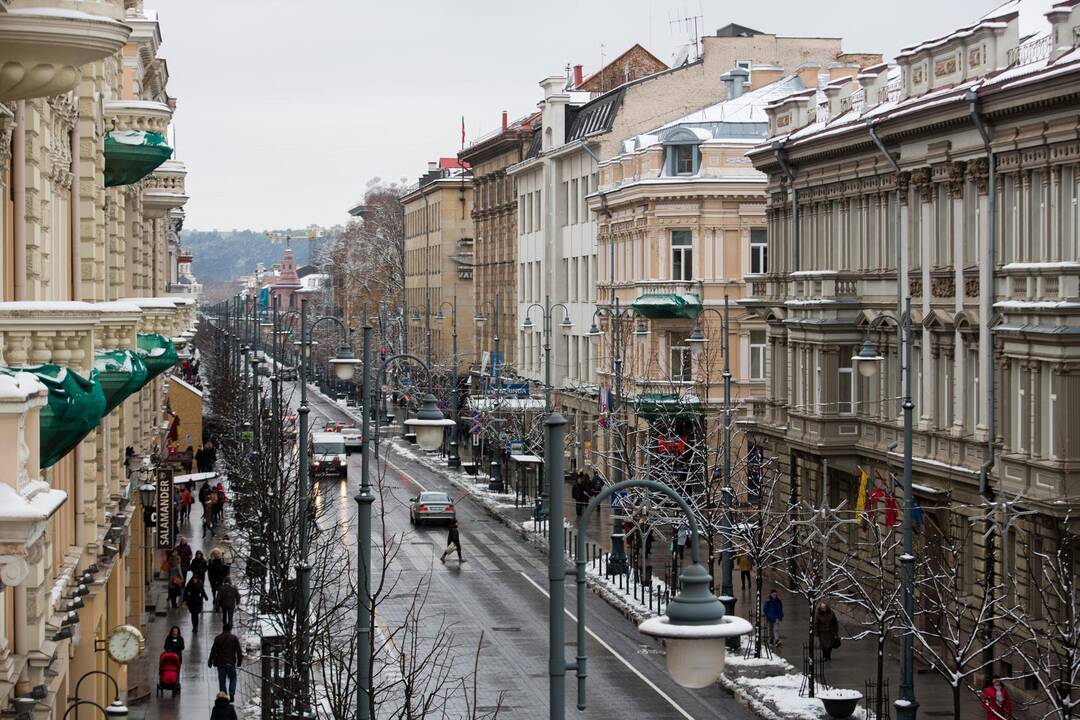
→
(217, 577, 241, 627)
(208, 624, 243, 702)
(183, 575, 209, 633)
(814, 600, 840, 661)
(198, 480, 211, 514)
(189, 550, 208, 582)
(207, 548, 227, 602)
(175, 537, 193, 581)
(763, 589, 784, 647)
(166, 552, 184, 608)
(572, 474, 590, 518)
(210, 692, 238, 720)
(440, 519, 464, 563)
(164, 625, 185, 663)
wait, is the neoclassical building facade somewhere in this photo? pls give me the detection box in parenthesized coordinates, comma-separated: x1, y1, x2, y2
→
(745, 0, 1080, 628)
(0, 0, 194, 715)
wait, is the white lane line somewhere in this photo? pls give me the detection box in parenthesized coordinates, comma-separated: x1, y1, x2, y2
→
(518, 571, 696, 720)
(385, 455, 427, 493)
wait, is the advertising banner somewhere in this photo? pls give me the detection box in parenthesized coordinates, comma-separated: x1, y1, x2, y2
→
(155, 466, 175, 549)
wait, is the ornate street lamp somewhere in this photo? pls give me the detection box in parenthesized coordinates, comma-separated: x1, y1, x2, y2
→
(404, 394, 455, 452)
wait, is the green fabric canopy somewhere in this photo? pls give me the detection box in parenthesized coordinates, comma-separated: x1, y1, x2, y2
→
(94, 349, 148, 414)
(631, 293, 702, 320)
(632, 392, 699, 422)
(137, 333, 179, 380)
(6, 365, 107, 469)
(104, 130, 173, 187)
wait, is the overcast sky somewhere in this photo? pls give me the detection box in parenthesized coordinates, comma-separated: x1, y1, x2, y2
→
(154, 0, 994, 231)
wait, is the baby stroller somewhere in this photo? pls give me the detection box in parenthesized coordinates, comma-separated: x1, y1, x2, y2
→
(156, 651, 182, 696)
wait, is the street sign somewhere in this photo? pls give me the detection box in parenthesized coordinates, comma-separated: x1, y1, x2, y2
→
(154, 466, 175, 550)
(240, 430, 254, 441)
(508, 440, 525, 454)
(487, 382, 529, 398)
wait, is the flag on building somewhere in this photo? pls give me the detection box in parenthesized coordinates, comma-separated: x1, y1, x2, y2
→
(598, 386, 609, 428)
(855, 466, 870, 526)
(461, 116, 466, 148)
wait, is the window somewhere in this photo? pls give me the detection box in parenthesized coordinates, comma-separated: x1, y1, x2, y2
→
(1011, 362, 1026, 453)
(736, 59, 752, 83)
(965, 348, 979, 432)
(936, 184, 951, 266)
(672, 144, 695, 175)
(669, 333, 692, 381)
(671, 230, 693, 281)
(1041, 367, 1056, 459)
(750, 228, 768, 274)
(750, 330, 766, 381)
(838, 346, 854, 415)
(570, 179, 579, 224)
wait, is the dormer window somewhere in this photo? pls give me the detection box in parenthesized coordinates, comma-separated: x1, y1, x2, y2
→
(673, 145, 694, 175)
(660, 126, 707, 177)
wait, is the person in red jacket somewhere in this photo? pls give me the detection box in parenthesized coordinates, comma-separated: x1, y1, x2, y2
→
(980, 677, 1013, 719)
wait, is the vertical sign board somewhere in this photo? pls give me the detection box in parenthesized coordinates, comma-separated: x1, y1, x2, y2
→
(155, 466, 175, 549)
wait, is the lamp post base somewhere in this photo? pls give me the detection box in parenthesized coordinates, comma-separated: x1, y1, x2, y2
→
(447, 441, 460, 468)
(719, 595, 740, 649)
(894, 697, 919, 720)
(606, 555, 628, 576)
(488, 462, 503, 493)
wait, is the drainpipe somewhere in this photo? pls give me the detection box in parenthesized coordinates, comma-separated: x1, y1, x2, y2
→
(967, 88, 998, 687)
(13, 101, 26, 301)
(771, 141, 798, 272)
(867, 120, 904, 415)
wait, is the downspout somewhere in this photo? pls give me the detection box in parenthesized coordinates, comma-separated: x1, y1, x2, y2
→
(13, 101, 26, 300)
(772, 141, 798, 272)
(867, 120, 904, 416)
(967, 88, 998, 687)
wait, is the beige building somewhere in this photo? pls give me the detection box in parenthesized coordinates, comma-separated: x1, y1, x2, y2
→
(0, 0, 194, 715)
(744, 0, 1080, 649)
(402, 159, 476, 369)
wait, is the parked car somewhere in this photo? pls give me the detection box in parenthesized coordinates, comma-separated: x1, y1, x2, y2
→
(408, 491, 456, 526)
(280, 366, 298, 381)
(310, 431, 347, 478)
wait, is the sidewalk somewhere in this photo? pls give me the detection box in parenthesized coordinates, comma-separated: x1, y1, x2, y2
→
(127, 484, 254, 720)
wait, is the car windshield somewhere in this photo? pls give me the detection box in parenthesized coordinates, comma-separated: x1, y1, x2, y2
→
(419, 492, 450, 504)
(314, 440, 345, 454)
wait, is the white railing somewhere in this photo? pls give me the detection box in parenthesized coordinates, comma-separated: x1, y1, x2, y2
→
(1007, 34, 1052, 66)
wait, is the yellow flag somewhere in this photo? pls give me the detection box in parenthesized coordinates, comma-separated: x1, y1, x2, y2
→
(855, 466, 869, 526)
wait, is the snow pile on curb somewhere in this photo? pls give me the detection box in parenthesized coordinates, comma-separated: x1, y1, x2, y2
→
(388, 443, 517, 509)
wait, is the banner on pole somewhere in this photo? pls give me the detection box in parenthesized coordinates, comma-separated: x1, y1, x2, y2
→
(155, 466, 175, 549)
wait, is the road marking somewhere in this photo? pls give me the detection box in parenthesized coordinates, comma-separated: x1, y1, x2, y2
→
(385, 455, 427, 492)
(518, 571, 696, 720)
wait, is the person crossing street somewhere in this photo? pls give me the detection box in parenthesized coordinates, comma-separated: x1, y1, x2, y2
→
(440, 519, 465, 564)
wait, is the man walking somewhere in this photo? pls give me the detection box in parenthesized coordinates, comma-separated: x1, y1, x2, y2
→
(440, 519, 465, 564)
(208, 623, 243, 703)
(217, 576, 241, 627)
(763, 589, 784, 647)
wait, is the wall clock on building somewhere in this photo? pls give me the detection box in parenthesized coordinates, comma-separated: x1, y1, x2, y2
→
(106, 624, 144, 664)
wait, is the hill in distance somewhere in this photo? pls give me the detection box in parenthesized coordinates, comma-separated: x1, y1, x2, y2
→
(182, 227, 338, 285)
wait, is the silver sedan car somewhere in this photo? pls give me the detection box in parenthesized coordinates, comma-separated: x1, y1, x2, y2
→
(408, 491, 456, 526)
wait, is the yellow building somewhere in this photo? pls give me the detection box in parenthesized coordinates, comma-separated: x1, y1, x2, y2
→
(0, 0, 194, 715)
(402, 159, 476, 369)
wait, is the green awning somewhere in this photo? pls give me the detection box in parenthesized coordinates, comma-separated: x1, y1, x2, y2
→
(7, 365, 107, 469)
(94, 350, 148, 415)
(137, 333, 179, 381)
(633, 392, 699, 422)
(631, 293, 702, 320)
(104, 131, 173, 187)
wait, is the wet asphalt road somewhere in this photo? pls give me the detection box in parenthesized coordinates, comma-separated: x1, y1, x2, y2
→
(299, 385, 758, 720)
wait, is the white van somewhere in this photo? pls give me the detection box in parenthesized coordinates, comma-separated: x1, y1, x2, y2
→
(311, 431, 347, 478)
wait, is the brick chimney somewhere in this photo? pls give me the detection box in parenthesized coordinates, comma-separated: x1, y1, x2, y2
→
(822, 76, 855, 119)
(502, 110, 508, 130)
(857, 63, 891, 111)
(573, 64, 583, 88)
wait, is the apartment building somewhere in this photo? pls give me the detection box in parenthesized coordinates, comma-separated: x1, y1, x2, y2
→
(401, 159, 476, 368)
(508, 32, 877, 467)
(744, 0, 1080, 625)
(459, 111, 535, 372)
(0, 0, 193, 714)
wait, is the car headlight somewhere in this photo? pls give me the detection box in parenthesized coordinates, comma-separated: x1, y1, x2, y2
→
(313, 460, 321, 467)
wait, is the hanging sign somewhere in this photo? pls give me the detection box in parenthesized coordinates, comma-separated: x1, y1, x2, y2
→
(155, 466, 175, 549)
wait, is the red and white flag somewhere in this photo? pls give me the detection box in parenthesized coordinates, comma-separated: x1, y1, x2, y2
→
(461, 115, 466, 148)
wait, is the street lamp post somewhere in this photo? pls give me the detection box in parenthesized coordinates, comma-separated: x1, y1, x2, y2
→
(544, 411, 751, 719)
(473, 292, 503, 492)
(853, 297, 917, 720)
(294, 298, 360, 717)
(685, 295, 738, 636)
(355, 340, 453, 719)
(587, 298, 644, 577)
(72, 670, 128, 718)
(434, 298, 461, 468)
(522, 295, 572, 520)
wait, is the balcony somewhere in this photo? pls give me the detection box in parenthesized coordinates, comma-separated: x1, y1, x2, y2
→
(0, 2, 130, 101)
(102, 99, 173, 187)
(628, 280, 701, 320)
(142, 159, 188, 218)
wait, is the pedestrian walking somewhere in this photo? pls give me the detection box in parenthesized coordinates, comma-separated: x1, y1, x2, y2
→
(206, 490, 219, 535)
(180, 486, 194, 523)
(166, 552, 183, 608)
(981, 678, 1014, 719)
(736, 553, 753, 592)
(195, 446, 210, 473)
(208, 624, 243, 703)
(198, 479, 211, 514)
(183, 575, 208, 633)
(440, 519, 465, 563)
(217, 576, 241, 627)
(763, 589, 784, 647)
(813, 600, 840, 661)
(207, 548, 228, 602)
(212, 483, 227, 525)
(163, 625, 185, 663)
(190, 550, 208, 583)
(175, 536, 193, 581)
(181, 445, 194, 474)
(210, 691, 238, 720)
(572, 474, 589, 518)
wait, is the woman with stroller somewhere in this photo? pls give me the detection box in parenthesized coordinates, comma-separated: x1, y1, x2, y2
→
(163, 625, 185, 663)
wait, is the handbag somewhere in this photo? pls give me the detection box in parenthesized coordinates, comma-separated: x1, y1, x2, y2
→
(445, 542, 458, 555)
